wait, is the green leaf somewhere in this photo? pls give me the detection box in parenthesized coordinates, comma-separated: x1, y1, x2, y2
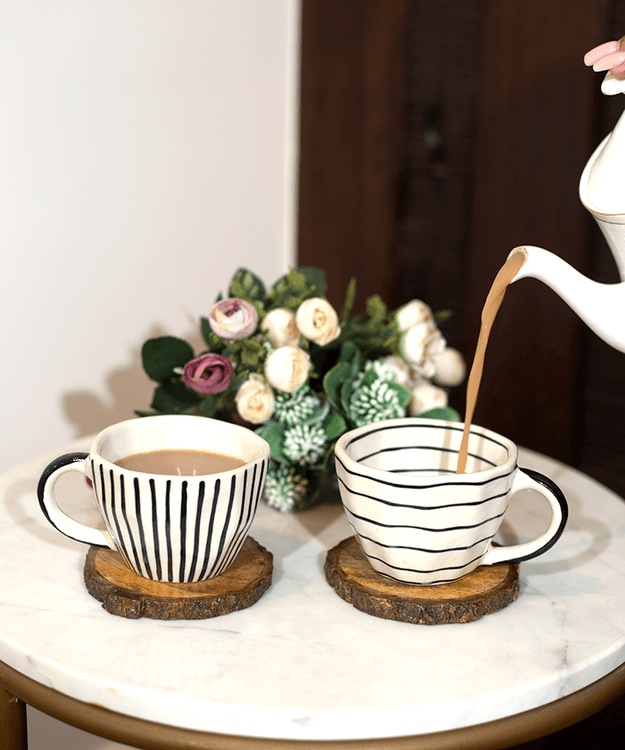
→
(298, 267, 327, 297)
(200, 317, 213, 347)
(255, 420, 287, 462)
(324, 410, 347, 440)
(302, 400, 330, 425)
(392, 382, 412, 410)
(142, 337, 194, 382)
(239, 337, 265, 368)
(228, 268, 266, 301)
(341, 278, 357, 325)
(196, 396, 220, 418)
(322, 361, 351, 413)
(150, 380, 201, 413)
(340, 376, 355, 416)
(434, 310, 453, 324)
(338, 340, 363, 369)
(417, 406, 461, 421)
(366, 294, 387, 322)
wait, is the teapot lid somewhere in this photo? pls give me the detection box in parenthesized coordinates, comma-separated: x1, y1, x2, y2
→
(581, 40, 625, 215)
(580, 107, 625, 216)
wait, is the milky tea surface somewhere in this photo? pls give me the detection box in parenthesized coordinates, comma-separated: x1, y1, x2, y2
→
(115, 449, 245, 476)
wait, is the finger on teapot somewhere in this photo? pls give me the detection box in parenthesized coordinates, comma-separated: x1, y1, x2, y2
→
(610, 61, 625, 79)
(584, 40, 619, 66)
(592, 50, 625, 72)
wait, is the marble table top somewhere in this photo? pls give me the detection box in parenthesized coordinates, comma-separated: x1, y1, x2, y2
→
(1, 437, 625, 742)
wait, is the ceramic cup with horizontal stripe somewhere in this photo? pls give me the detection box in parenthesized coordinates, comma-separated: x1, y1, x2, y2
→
(334, 418, 568, 586)
(37, 415, 271, 583)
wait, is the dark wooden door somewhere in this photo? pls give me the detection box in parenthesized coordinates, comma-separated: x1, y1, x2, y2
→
(298, 0, 625, 498)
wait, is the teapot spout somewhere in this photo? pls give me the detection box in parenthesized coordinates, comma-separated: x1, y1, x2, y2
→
(510, 246, 625, 352)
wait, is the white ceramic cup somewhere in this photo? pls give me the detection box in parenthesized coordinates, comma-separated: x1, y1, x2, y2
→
(334, 418, 568, 586)
(37, 415, 271, 583)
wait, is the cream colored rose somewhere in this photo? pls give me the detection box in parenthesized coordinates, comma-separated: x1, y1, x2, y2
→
(408, 380, 448, 416)
(235, 374, 275, 424)
(400, 321, 446, 371)
(265, 345, 311, 393)
(295, 298, 341, 346)
(395, 299, 434, 332)
(261, 308, 301, 347)
(431, 348, 466, 387)
(383, 355, 418, 388)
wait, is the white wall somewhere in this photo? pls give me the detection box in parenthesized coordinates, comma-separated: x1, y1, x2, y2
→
(3, 3, 300, 748)
(0, 0, 300, 475)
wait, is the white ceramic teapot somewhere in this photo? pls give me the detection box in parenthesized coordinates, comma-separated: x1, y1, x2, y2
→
(510, 39, 625, 352)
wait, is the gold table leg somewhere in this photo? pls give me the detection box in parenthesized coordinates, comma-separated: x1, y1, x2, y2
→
(0, 685, 27, 750)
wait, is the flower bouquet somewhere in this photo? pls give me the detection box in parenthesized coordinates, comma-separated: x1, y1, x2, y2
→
(137, 267, 465, 512)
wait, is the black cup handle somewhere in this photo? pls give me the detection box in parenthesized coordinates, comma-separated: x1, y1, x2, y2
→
(37, 452, 113, 548)
(482, 467, 568, 566)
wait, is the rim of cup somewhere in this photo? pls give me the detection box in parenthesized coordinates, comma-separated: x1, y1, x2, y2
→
(334, 417, 518, 484)
(89, 414, 271, 478)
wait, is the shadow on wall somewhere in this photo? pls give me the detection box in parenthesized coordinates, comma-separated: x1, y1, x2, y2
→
(62, 326, 206, 438)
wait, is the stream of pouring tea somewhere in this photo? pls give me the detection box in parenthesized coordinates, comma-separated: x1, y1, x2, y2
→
(455, 248, 528, 474)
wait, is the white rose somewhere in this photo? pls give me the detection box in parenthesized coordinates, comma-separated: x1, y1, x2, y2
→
(400, 321, 446, 371)
(431, 348, 466, 387)
(408, 381, 448, 416)
(265, 345, 311, 393)
(261, 308, 301, 347)
(383, 356, 417, 388)
(395, 300, 434, 332)
(295, 298, 341, 346)
(235, 374, 275, 424)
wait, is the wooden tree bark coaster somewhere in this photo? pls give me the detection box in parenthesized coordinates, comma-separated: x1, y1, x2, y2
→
(324, 536, 520, 625)
(84, 536, 272, 620)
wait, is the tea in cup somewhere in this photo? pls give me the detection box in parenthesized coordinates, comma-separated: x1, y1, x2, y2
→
(334, 418, 568, 586)
(37, 415, 271, 583)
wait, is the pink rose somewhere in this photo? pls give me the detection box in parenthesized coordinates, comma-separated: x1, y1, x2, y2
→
(182, 354, 234, 394)
(208, 298, 258, 340)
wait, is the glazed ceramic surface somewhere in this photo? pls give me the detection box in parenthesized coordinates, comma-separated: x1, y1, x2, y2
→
(0, 438, 625, 741)
(334, 418, 567, 585)
(37, 416, 270, 582)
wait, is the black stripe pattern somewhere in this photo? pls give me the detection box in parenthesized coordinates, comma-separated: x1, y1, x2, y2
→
(334, 420, 516, 585)
(90, 458, 268, 582)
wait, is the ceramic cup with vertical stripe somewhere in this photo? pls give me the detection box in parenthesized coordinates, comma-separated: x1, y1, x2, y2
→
(334, 418, 568, 586)
(37, 415, 271, 583)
